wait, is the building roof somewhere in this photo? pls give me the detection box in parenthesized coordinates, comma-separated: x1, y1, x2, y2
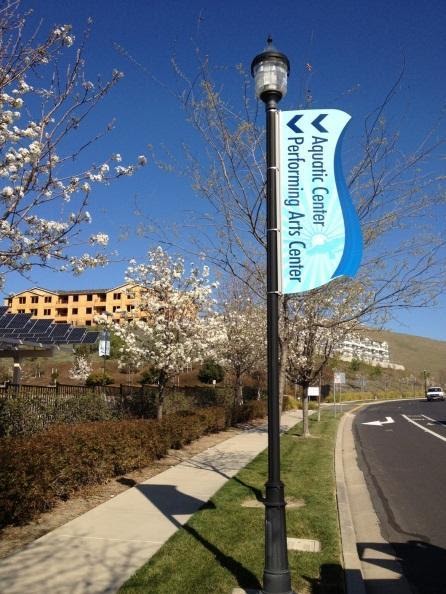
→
(6, 283, 136, 297)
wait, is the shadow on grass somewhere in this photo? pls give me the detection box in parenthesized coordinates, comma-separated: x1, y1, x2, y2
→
(232, 475, 264, 502)
(183, 523, 262, 591)
(135, 483, 261, 591)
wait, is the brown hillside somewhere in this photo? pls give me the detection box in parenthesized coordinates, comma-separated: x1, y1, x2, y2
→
(369, 328, 446, 378)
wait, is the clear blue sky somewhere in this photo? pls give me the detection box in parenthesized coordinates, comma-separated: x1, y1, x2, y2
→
(9, 0, 446, 341)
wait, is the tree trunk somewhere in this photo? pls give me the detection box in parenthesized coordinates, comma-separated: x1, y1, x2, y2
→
(302, 382, 310, 437)
(234, 372, 243, 406)
(156, 384, 165, 421)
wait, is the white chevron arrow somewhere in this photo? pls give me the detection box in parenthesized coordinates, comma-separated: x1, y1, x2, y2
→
(362, 416, 394, 427)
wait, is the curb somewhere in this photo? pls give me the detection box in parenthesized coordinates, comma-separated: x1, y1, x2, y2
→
(335, 410, 367, 594)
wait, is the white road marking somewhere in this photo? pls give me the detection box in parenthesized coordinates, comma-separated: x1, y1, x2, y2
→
(422, 414, 446, 426)
(362, 416, 394, 427)
(402, 414, 446, 442)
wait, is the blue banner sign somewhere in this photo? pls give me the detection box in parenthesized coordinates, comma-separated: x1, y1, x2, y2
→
(278, 109, 362, 294)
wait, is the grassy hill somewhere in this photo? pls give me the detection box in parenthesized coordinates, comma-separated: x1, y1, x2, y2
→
(0, 324, 444, 388)
(368, 328, 446, 379)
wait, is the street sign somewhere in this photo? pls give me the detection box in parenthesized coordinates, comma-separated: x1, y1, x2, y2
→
(278, 109, 362, 294)
(334, 372, 345, 385)
(308, 386, 320, 397)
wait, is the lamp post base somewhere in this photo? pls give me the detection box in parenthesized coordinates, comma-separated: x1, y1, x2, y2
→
(262, 481, 294, 594)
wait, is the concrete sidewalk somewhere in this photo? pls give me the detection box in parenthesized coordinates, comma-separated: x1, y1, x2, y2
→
(0, 410, 303, 594)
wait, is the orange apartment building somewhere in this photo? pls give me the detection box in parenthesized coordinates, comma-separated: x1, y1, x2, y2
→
(4, 284, 145, 326)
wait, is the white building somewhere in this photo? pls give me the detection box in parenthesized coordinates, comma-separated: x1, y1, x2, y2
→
(338, 336, 404, 370)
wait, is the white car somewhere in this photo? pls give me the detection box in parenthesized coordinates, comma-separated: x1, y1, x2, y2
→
(426, 386, 445, 401)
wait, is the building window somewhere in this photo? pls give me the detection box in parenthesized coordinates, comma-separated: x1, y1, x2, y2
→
(113, 293, 121, 300)
(18, 309, 25, 313)
(31, 296, 38, 304)
(72, 308, 78, 314)
(127, 304, 135, 312)
(44, 309, 51, 315)
(87, 294, 93, 301)
(44, 296, 52, 303)
(30, 309, 38, 316)
(86, 307, 92, 314)
(72, 295, 79, 302)
(19, 297, 26, 304)
(127, 292, 135, 299)
(86, 320, 92, 326)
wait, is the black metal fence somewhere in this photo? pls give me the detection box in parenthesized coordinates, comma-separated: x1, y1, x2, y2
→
(0, 382, 242, 436)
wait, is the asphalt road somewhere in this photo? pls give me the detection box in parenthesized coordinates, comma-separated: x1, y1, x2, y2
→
(353, 399, 446, 594)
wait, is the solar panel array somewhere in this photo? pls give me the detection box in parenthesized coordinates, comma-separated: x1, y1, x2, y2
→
(0, 309, 99, 347)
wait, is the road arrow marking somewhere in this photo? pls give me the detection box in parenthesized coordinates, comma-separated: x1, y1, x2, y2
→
(311, 113, 328, 133)
(286, 114, 303, 134)
(362, 416, 394, 427)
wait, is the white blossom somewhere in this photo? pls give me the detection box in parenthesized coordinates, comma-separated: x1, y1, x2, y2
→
(89, 233, 109, 246)
(0, 7, 147, 288)
(115, 247, 223, 418)
(69, 354, 91, 381)
(2, 186, 14, 197)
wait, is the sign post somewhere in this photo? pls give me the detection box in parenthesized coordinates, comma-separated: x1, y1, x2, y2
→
(333, 372, 345, 416)
(308, 386, 321, 421)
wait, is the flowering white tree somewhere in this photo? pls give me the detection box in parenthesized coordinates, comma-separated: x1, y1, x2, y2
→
(218, 297, 266, 406)
(69, 354, 92, 382)
(113, 246, 222, 419)
(285, 282, 364, 436)
(0, 2, 146, 289)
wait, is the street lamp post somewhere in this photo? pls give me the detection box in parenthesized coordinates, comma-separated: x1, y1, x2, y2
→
(251, 38, 294, 594)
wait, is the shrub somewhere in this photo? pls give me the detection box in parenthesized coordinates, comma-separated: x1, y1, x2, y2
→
(139, 367, 159, 385)
(283, 395, 300, 410)
(55, 393, 115, 424)
(0, 406, 230, 528)
(0, 392, 116, 437)
(85, 372, 114, 387)
(243, 385, 263, 401)
(232, 400, 267, 424)
(0, 396, 48, 436)
(198, 359, 225, 384)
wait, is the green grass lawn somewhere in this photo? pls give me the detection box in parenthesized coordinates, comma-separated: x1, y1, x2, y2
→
(119, 412, 344, 594)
